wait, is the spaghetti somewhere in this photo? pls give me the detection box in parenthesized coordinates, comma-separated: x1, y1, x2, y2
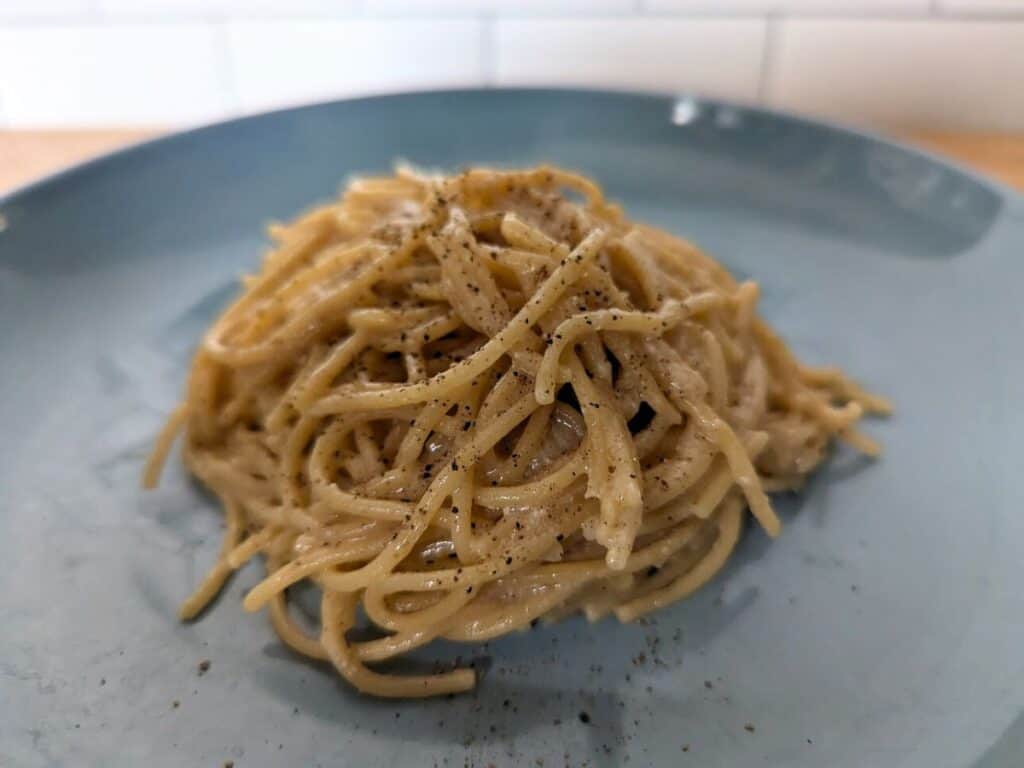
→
(145, 165, 888, 697)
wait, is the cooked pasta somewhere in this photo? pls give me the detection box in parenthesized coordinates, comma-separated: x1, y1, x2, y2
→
(144, 165, 889, 697)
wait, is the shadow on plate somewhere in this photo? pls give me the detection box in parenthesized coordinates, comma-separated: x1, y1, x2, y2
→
(250, 585, 759, 767)
(133, 418, 878, 766)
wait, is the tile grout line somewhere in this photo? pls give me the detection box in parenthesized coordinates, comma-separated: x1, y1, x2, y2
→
(2, 11, 1024, 27)
(212, 19, 241, 120)
(481, 14, 497, 86)
(756, 15, 779, 105)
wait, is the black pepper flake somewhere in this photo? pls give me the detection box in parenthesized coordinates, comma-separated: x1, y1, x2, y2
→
(744, 724, 756, 733)
(197, 659, 211, 676)
(578, 712, 591, 724)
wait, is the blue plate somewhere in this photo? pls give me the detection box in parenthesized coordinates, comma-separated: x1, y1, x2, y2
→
(2, 89, 1022, 768)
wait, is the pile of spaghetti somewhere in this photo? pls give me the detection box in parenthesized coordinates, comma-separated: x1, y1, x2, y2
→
(145, 165, 888, 697)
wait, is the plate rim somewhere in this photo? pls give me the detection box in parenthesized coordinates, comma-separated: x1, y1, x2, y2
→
(1, 86, 1021, 211)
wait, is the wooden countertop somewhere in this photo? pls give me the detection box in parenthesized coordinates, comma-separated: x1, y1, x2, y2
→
(2, 129, 1024, 195)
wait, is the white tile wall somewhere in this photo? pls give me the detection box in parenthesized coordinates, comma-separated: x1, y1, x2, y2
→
(495, 19, 765, 102)
(645, 1, 930, 13)
(373, 1, 637, 13)
(0, 0, 92, 19)
(938, 0, 1024, 14)
(769, 20, 1024, 130)
(96, 0, 360, 17)
(0, 24, 227, 126)
(228, 20, 484, 112)
(0, 0, 1023, 129)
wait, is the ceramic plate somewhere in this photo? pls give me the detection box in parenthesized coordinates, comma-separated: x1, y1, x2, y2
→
(2, 89, 1022, 768)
